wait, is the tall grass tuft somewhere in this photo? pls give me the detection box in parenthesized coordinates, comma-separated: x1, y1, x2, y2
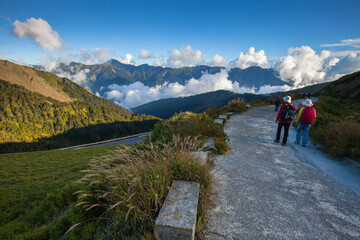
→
(71, 135, 211, 238)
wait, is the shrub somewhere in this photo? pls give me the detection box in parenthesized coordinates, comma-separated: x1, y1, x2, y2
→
(150, 112, 223, 144)
(214, 135, 230, 154)
(312, 121, 360, 160)
(206, 98, 247, 119)
(250, 99, 264, 107)
(264, 97, 275, 105)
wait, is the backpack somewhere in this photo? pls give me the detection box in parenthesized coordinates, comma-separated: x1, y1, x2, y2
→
(301, 106, 316, 124)
(275, 97, 281, 105)
(282, 104, 296, 120)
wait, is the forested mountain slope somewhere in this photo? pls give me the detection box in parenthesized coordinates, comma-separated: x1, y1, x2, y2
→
(0, 61, 159, 153)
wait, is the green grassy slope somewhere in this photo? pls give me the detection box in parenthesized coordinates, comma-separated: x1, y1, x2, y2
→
(0, 145, 121, 240)
(316, 71, 360, 100)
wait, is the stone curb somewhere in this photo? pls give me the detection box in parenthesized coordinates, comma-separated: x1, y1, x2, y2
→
(191, 151, 208, 165)
(213, 118, 224, 126)
(154, 181, 200, 240)
(218, 114, 228, 121)
(203, 137, 215, 151)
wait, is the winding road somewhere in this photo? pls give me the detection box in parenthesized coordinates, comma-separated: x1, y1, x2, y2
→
(203, 101, 360, 239)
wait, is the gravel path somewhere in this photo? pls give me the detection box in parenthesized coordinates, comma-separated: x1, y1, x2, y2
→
(203, 103, 360, 239)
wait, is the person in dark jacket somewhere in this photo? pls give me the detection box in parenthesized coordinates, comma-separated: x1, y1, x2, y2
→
(274, 95, 281, 112)
(274, 95, 296, 146)
(294, 99, 316, 147)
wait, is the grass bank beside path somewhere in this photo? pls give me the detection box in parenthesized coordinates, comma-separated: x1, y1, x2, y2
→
(0, 145, 120, 240)
(310, 97, 360, 161)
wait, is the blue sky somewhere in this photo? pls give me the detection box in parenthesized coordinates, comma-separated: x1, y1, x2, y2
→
(1, 0, 360, 66)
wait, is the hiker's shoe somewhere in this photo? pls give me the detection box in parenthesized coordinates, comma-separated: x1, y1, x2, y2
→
(294, 141, 300, 144)
(274, 140, 280, 143)
(282, 143, 286, 146)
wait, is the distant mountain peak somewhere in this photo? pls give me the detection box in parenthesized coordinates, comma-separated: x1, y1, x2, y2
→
(107, 59, 122, 65)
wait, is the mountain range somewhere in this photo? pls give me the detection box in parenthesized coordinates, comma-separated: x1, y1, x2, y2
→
(51, 59, 288, 96)
(133, 70, 360, 119)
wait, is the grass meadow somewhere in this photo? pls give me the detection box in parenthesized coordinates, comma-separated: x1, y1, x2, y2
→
(0, 145, 120, 239)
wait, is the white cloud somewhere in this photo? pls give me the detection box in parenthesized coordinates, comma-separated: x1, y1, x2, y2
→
(321, 38, 360, 58)
(41, 50, 109, 88)
(0, 15, 11, 22)
(117, 53, 135, 65)
(328, 50, 360, 57)
(41, 47, 114, 70)
(153, 55, 165, 67)
(321, 38, 360, 48)
(324, 57, 340, 70)
(255, 84, 294, 94)
(209, 54, 227, 67)
(326, 52, 360, 80)
(139, 49, 154, 59)
(12, 18, 62, 51)
(229, 47, 268, 69)
(167, 45, 204, 68)
(61, 69, 91, 87)
(274, 46, 333, 87)
(78, 48, 114, 65)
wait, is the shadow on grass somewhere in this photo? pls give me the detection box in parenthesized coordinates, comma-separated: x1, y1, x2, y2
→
(0, 119, 159, 154)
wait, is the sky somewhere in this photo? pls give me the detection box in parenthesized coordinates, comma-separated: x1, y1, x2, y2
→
(1, 0, 360, 108)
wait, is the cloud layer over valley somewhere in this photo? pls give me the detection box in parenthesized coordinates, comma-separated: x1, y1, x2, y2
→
(104, 69, 256, 109)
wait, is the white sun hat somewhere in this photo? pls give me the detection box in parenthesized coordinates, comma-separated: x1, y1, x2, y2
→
(303, 99, 313, 106)
(283, 96, 291, 103)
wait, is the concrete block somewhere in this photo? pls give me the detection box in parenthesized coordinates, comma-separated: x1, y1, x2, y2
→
(203, 137, 215, 151)
(213, 118, 224, 125)
(218, 114, 228, 120)
(246, 104, 251, 108)
(191, 151, 208, 165)
(155, 181, 200, 240)
(226, 112, 234, 116)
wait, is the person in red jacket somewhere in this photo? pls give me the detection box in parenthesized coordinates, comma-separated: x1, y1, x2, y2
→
(274, 95, 281, 112)
(274, 95, 296, 146)
(294, 99, 316, 147)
